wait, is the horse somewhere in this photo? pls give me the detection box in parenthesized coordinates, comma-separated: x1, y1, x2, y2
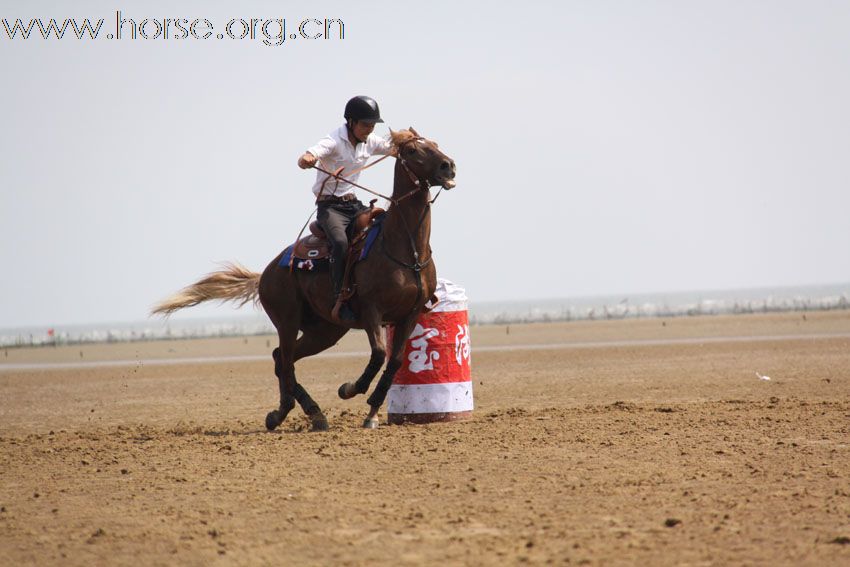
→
(152, 128, 457, 430)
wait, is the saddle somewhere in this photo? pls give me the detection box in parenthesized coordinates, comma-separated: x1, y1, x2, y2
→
(281, 206, 439, 322)
(292, 206, 385, 262)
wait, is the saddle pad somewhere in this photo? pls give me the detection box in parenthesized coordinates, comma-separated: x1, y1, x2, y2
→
(358, 212, 385, 260)
(279, 245, 294, 268)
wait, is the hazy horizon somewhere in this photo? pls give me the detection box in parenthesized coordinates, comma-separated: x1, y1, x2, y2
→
(3, 280, 848, 331)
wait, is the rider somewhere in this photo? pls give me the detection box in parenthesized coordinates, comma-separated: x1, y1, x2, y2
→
(297, 96, 395, 321)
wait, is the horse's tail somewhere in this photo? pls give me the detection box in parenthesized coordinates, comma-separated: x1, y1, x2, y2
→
(151, 262, 261, 317)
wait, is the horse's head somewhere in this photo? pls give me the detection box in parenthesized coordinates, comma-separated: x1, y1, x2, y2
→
(391, 128, 457, 190)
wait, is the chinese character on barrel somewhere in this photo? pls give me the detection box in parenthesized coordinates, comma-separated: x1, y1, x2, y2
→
(386, 278, 473, 424)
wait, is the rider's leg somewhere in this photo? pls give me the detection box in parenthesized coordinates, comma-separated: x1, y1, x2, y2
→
(316, 203, 358, 321)
(317, 203, 351, 298)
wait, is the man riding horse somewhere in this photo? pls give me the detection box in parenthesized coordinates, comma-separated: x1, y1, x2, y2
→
(153, 105, 457, 430)
(297, 96, 396, 321)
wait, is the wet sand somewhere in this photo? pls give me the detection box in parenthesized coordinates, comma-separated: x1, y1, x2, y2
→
(1, 311, 849, 565)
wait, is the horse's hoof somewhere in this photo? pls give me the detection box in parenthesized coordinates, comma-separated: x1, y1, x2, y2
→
(362, 417, 379, 429)
(310, 415, 329, 432)
(338, 383, 356, 400)
(265, 410, 283, 431)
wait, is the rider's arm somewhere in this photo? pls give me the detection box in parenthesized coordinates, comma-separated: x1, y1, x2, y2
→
(299, 135, 337, 169)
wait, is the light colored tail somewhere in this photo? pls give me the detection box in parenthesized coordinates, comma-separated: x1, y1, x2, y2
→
(151, 262, 261, 317)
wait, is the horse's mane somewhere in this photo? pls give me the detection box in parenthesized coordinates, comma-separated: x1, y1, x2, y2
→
(389, 128, 420, 148)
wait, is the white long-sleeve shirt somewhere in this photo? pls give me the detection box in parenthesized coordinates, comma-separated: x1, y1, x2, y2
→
(306, 124, 394, 198)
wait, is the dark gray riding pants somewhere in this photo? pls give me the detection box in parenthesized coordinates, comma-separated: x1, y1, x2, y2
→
(316, 199, 368, 294)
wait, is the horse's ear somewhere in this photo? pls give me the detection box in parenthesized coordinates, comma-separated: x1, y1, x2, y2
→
(389, 128, 401, 147)
(409, 127, 420, 137)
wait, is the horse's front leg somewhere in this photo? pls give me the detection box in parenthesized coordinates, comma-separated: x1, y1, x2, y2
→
(362, 314, 418, 429)
(338, 308, 386, 401)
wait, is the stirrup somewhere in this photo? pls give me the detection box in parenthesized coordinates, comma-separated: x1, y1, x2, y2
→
(331, 296, 356, 323)
(337, 286, 355, 302)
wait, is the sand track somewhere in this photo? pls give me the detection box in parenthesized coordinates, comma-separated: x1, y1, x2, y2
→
(1, 312, 849, 565)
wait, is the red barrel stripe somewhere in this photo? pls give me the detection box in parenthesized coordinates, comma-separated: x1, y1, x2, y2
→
(387, 310, 471, 386)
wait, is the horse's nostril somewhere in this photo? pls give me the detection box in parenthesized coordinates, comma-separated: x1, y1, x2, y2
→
(440, 161, 450, 170)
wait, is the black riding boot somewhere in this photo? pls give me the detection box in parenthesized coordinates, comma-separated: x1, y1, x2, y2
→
(329, 254, 355, 322)
(330, 253, 345, 297)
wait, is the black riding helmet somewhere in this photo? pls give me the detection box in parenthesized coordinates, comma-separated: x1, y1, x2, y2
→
(344, 96, 384, 124)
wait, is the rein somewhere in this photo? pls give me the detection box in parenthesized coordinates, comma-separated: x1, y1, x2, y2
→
(309, 136, 446, 310)
(378, 195, 433, 311)
(310, 136, 433, 206)
(376, 137, 439, 309)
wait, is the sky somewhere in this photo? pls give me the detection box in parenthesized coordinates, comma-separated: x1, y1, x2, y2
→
(1, 0, 849, 328)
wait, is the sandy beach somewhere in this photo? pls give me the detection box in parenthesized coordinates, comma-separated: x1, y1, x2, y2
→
(1, 311, 849, 565)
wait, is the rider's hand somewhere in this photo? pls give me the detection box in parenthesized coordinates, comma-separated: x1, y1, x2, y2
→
(298, 153, 317, 169)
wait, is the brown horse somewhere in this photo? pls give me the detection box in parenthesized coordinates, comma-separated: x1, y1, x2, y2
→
(152, 129, 457, 430)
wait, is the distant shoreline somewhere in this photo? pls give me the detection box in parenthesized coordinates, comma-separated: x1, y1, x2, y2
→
(471, 294, 850, 325)
(2, 297, 848, 349)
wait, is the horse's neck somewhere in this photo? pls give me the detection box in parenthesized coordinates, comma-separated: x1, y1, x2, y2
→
(384, 162, 431, 256)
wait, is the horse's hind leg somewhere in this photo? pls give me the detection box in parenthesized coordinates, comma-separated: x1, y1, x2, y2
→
(259, 263, 303, 431)
(285, 320, 349, 431)
(266, 347, 329, 432)
(266, 347, 295, 428)
(265, 323, 300, 431)
(265, 318, 349, 431)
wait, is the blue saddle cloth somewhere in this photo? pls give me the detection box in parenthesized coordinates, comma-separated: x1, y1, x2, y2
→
(359, 213, 384, 260)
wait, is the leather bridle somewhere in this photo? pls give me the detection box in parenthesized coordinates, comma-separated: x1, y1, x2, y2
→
(309, 136, 450, 310)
